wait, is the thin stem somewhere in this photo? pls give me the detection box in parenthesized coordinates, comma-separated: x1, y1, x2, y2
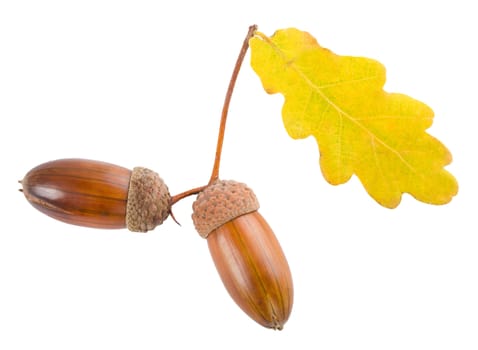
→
(171, 185, 208, 206)
(169, 25, 257, 208)
(208, 24, 257, 184)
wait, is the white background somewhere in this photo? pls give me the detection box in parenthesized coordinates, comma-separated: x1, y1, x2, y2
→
(1, 1, 477, 349)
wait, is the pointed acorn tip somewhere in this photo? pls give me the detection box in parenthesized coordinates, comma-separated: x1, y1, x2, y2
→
(273, 323, 284, 331)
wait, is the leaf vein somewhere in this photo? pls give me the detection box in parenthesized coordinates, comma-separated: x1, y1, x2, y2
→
(292, 62, 417, 175)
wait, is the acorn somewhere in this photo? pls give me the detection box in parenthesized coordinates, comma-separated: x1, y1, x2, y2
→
(192, 180, 293, 330)
(20, 158, 170, 232)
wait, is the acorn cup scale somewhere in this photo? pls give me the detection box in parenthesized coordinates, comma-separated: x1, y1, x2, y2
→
(20, 158, 171, 232)
(192, 180, 294, 330)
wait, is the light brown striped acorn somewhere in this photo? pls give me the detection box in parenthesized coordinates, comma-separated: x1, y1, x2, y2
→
(20, 158, 170, 232)
(192, 179, 293, 330)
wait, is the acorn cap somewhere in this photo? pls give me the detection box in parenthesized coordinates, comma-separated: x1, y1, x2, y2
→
(192, 180, 260, 238)
(126, 167, 171, 232)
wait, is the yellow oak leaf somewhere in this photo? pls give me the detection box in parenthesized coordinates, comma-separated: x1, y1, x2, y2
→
(250, 28, 458, 208)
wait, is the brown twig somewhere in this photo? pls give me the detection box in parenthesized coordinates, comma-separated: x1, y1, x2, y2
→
(208, 24, 257, 184)
(170, 25, 257, 207)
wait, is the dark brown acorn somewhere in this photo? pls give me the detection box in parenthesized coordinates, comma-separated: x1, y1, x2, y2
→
(20, 158, 170, 232)
(192, 180, 293, 330)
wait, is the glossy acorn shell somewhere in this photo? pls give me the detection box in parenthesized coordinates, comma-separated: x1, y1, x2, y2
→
(207, 211, 294, 330)
(21, 158, 131, 229)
